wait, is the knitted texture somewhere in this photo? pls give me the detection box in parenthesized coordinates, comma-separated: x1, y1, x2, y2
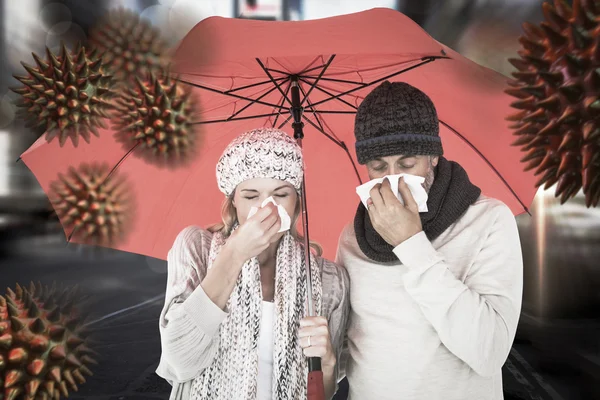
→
(354, 81, 443, 164)
(216, 128, 304, 196)
(354, 157, 481, 262)
(190, 230, 323, 399)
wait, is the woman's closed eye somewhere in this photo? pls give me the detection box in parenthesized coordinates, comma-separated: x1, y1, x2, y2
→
(243, 196, 258, 200)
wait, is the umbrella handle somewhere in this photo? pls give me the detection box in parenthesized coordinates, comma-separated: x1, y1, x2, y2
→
(307, 367, 325, 400)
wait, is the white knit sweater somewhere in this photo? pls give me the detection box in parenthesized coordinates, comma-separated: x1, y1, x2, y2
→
(336, 195, 523, 400)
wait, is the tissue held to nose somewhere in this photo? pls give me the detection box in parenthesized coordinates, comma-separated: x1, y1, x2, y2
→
(247, 196, 292, 232)
(356, 174, 429, 212)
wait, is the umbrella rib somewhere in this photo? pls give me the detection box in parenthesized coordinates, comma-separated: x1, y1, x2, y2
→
(297, 77, 361, 183)
(309, 56, 448, 108)
(174, 78, 287, 110)
(299, 77, 357, 110)
(256, 58, 292, 105)
(265, 67, 292, 76)
(228, 79, 289, 121)
(301, 114, 340, 147)
(192, 112, 284, 125)
(66, 142, 141, 243)
(439, 120, 531, 215)
(298, 83, 327, 135)
(271, 80, 293, 128)
(299, 63, 327, 75)
(301, 115, 362, 184)
(225, 76, 289, 93)
(278, 115, 292, 130)
(301, 55, 336, 106)
(300, 75, 365, 86)
(310, 110, 356, 114)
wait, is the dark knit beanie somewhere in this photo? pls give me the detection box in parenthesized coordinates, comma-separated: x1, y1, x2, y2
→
(354, 81, 443, 164)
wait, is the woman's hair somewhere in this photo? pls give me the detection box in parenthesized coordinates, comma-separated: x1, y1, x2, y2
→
(208, 193, 323, 256)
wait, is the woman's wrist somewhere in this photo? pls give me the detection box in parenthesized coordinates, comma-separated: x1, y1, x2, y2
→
(222, 240, 247, 268)
(322, 355, 336, 372)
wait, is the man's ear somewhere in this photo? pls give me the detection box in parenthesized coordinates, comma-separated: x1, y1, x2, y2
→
(431, 156, 439, 167)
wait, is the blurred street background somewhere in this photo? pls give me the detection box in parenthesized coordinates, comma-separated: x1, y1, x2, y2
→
(0, 0, 599, 399)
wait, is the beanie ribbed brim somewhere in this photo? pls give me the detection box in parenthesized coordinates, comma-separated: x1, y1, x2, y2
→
(356, 134, 443, 164)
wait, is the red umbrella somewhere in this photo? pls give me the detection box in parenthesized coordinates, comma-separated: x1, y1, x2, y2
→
(20, 8, 537, 398)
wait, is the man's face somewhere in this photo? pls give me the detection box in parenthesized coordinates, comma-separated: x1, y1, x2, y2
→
(366, 155, 439, 192)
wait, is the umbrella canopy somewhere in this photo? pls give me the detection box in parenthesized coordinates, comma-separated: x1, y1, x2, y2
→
(21, 7, 536, 261)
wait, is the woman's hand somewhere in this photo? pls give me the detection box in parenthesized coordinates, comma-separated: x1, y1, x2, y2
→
(298, 316, 336, 370)
(226, 203, 281, 263)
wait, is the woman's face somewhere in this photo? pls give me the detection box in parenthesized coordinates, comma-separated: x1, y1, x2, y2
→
(233, 178, 298, 230)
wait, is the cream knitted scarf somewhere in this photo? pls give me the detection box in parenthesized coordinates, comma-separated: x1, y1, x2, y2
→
(191, 229, 323, 399)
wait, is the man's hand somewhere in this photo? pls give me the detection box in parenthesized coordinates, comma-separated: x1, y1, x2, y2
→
(367, 176, 423, 247)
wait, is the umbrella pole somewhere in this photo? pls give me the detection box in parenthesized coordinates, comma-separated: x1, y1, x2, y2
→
(290, 77, 326, 400)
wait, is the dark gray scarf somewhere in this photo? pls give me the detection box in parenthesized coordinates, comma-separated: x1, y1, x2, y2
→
(354, 157, 481, 263)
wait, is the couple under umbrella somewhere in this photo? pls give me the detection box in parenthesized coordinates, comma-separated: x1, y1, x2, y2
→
(20, 8, 533, 400)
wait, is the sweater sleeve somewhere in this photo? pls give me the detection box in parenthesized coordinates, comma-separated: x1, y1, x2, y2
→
(333, 238, 350, 383)
(393, 203, 523, 377)
(158, 226, 228, 382)
(321, 258, 350, 394)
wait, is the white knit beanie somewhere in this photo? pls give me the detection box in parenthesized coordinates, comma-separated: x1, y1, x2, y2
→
(216, 128, 304, 196)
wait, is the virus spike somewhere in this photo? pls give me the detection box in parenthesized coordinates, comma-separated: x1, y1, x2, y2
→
(32, 52, 50, 71)
(30, 317, 47, 334)
(553, 0, 573, 19)
(519, 36, 546, 55)
(49, 325, 66, 340)
(540, 22, 568, 48)
(536, 168, 559, 188)
(8, 347, 28, 364)
(556, 106, 580, 125)
(80, 364, 93, 376)
(10, 317, 25, 331)
(7, 302, 19, 318)
(72, 369, 86, 384)
(538, 120, 561, 136)
(47, 306, 60, 322)
(0, 333, 12, 348)
(5, 387, 22, 400)
(25, 378, 41, 397)
(63, 369, 76, 388)
(4, 370, 23, 387)
(539, 71, 564, 87)
(66, 353, 83, 368)
(522, 21, 545, 40)
(542, 2, 570, 30)
(59, 380, 69, 397)
(49, 366, 62, 383)
(81, 355, 97, 365)
(45, 381, 55, 396)
(512, 71, 538, 84)
(49, 345, 66, 361)
(537, 94, 561, 110)
(27, 358, 45, 376)
(66, 335, 85, 349)
(569, 23, 591, 49)
(28, 301, 41, 318)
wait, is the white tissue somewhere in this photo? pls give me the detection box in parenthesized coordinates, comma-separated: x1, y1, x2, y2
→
(356, 174, 429, 212)
(247, 196, 291, 233)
